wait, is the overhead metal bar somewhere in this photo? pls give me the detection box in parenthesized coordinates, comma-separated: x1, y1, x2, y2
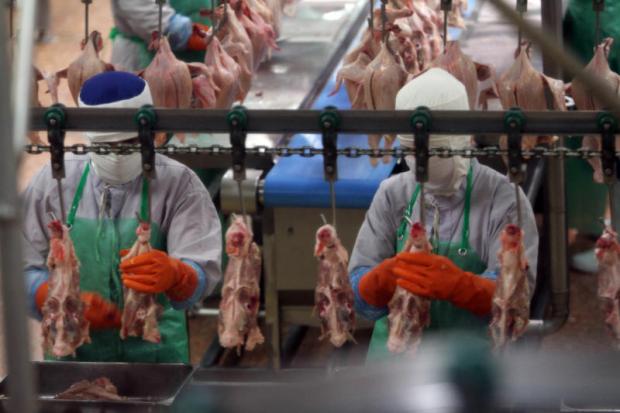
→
(27, 108, 620, 135)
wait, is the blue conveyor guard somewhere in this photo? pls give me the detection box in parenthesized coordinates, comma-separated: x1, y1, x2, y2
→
(263, 1, 475, 209)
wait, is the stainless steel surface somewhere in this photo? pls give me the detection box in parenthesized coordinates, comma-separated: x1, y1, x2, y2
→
(0, 362, 193, 412)
(0, 3, 36, 412)
(220, 169, 262, 215)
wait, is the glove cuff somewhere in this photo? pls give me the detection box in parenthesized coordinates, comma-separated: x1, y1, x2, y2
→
(35, 281, 49, 312)
(167, 260, 199, 302)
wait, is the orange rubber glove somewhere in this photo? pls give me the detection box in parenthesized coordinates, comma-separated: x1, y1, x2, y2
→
(358, 257, 400, 308)
(35, 282, 121, 329)
(392, 252, 496, 316)
(186, 23, 210, 51)
(120, 250, 199, 302)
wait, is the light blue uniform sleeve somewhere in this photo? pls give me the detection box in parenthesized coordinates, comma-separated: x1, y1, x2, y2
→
(25, 267, 48, 320)
(350, 266, 389, 321)
(165, 13, 193, 51)
(169, 259, 208, 310)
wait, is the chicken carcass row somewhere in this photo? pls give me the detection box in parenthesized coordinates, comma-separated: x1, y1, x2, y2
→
(218, 215, 264, 352)
(489, 224, 530, 350)
(482, 43, 565, 150)
(387, 222, 431, 354)
(238, 0, 279, 70)
(42, 220, 90, 357)
(51, 31, 114, 105)
(120, 222, 163, 343)
(314, 225, 356, 347)
(568, 38, 620, 183)
(363, 43, 408, 165)
(205, 36, 243, 108)
(432, 41, 492, 109)
(217, 4, 255, 102)
(595, 228, 620, 347)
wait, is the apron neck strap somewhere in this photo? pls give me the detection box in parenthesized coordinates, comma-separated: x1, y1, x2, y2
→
(66, 162, 150, 227)
(396, 164, 474, 253)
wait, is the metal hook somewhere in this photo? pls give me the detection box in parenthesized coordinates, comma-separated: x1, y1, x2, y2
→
(411, 107, 431, 227)
(593, 0, 604, 46)
(81, 0, 92, 43)
(505, 107, 526, 227)
(320, 214, 328, 226)
(156, 0, 166, 40)
(368, 0, 374, 32)
(8, 0, 14, 40)
(206, 1, 229, 49)
(440, 0, 452, 53)
(516, 0, 527, 49)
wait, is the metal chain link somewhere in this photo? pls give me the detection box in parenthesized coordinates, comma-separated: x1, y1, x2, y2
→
(23, 144, 609, 159)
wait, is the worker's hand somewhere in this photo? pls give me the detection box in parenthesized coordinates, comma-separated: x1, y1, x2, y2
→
(393, 252, 496, 316)
(186, 23, 210, 51)
(81, 292, 122, 330)
(120, 250, 198, 301)
(358, 257, 399, 307)
(35, 283, 121, 330)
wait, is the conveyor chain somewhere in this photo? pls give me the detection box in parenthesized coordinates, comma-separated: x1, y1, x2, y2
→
(23, 143, 614, 159)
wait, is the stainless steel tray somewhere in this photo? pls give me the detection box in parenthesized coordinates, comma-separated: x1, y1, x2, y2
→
(0, 361, 193, 413)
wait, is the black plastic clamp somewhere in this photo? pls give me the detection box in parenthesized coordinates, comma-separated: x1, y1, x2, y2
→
(504, 107, 526, 184)
(411, 106, 432, 183)
(598, 111, 618, 183)
(134, 105, 157, 179)
(228, 105, 248, 181)
(45, 104, 67, 180)
(319, 106, 341, 182)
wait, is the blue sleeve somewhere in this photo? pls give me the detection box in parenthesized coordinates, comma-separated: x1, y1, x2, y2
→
(165, 13, 192, 51)
(169, 259, 207, 310)
(480, 269, 498, 281)
(350, 266, 388, 321)
(25, 267, 48, 320)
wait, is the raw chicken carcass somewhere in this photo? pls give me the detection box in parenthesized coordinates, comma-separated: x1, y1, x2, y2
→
(432, 41, 492, 109)
(56, 377, 123, 401)
(217, 4, 255, 101)
(482, 43, 566, 150)
(595, 228, 620, 347)
(51, 31, 114, 105)
(218, 215, 264, 352)
(363, 43, 408, 165)
(238, 0, 279, 71)
(120, 222, 163, 343)
(489, 224, 530, 350)
(191, 66, 220, 109)
(331, 52, 372, 109)
(568, 38, 620, 183)
(387, 222, 431, 354)
(42, 220, 90, 357)
(314, 225, 355, 347)
(205, 36, 243, 108)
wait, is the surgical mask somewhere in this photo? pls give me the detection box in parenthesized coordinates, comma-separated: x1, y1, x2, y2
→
(89, 152, 142, 186)
(405, 155, 470, 196)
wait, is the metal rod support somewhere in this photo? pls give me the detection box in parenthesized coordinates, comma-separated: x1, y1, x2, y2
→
(28, 108, 620, 136)
(0, 3, 36, 412)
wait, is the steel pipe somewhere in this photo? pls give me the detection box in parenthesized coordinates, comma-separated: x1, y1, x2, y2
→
(0, 2, 36, 412)
(27, 108, 620, 135)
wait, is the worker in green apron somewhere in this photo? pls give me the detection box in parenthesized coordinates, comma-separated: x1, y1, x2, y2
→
(24, 72, 222, 362)
(348, 69, 539, 361)
(110, 0, 214, 72)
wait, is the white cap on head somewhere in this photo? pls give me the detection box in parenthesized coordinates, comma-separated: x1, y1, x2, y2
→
(395, 68, 471, 149)
(78, 71, 154, 143)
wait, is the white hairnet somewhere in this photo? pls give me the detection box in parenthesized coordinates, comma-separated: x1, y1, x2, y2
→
(395, 68, 471, 149)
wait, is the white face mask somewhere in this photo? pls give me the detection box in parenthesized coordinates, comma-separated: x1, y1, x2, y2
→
(405, 155, 470, 196)
(89, 152, 142, 186)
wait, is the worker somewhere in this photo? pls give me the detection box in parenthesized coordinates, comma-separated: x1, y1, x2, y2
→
(23, 71, 222, 363)
(349, 69, 539, 360)
(110, 0, 213, 71)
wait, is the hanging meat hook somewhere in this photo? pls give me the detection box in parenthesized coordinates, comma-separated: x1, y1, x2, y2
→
(81, 0, 92, 44)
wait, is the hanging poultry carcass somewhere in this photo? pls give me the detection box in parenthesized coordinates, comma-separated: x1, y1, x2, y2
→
(216, 4, 255, 101)
(314, 225, 356, 347)
(489, 224, 530, 351)
(432, 41, 492, 109)
(363, 43, 408, 165)
(42, 220, 90, 357)
(204, 36, 243, 108)
(50, 31, 114, 105)
(567, 38, 620, 183)
(120, 222, 163, 343)
(595, 227, 620, 348)
(387, 222, 431, 354)
(481, 43, 566, 151)
(237, 0, 279, 71)
(218, 215, 264, 352)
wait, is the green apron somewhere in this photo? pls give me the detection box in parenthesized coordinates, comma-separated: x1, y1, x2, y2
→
(367, 167, 489, 362)
(110, 0, 214, 68)
(46, 163, 189, 363)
